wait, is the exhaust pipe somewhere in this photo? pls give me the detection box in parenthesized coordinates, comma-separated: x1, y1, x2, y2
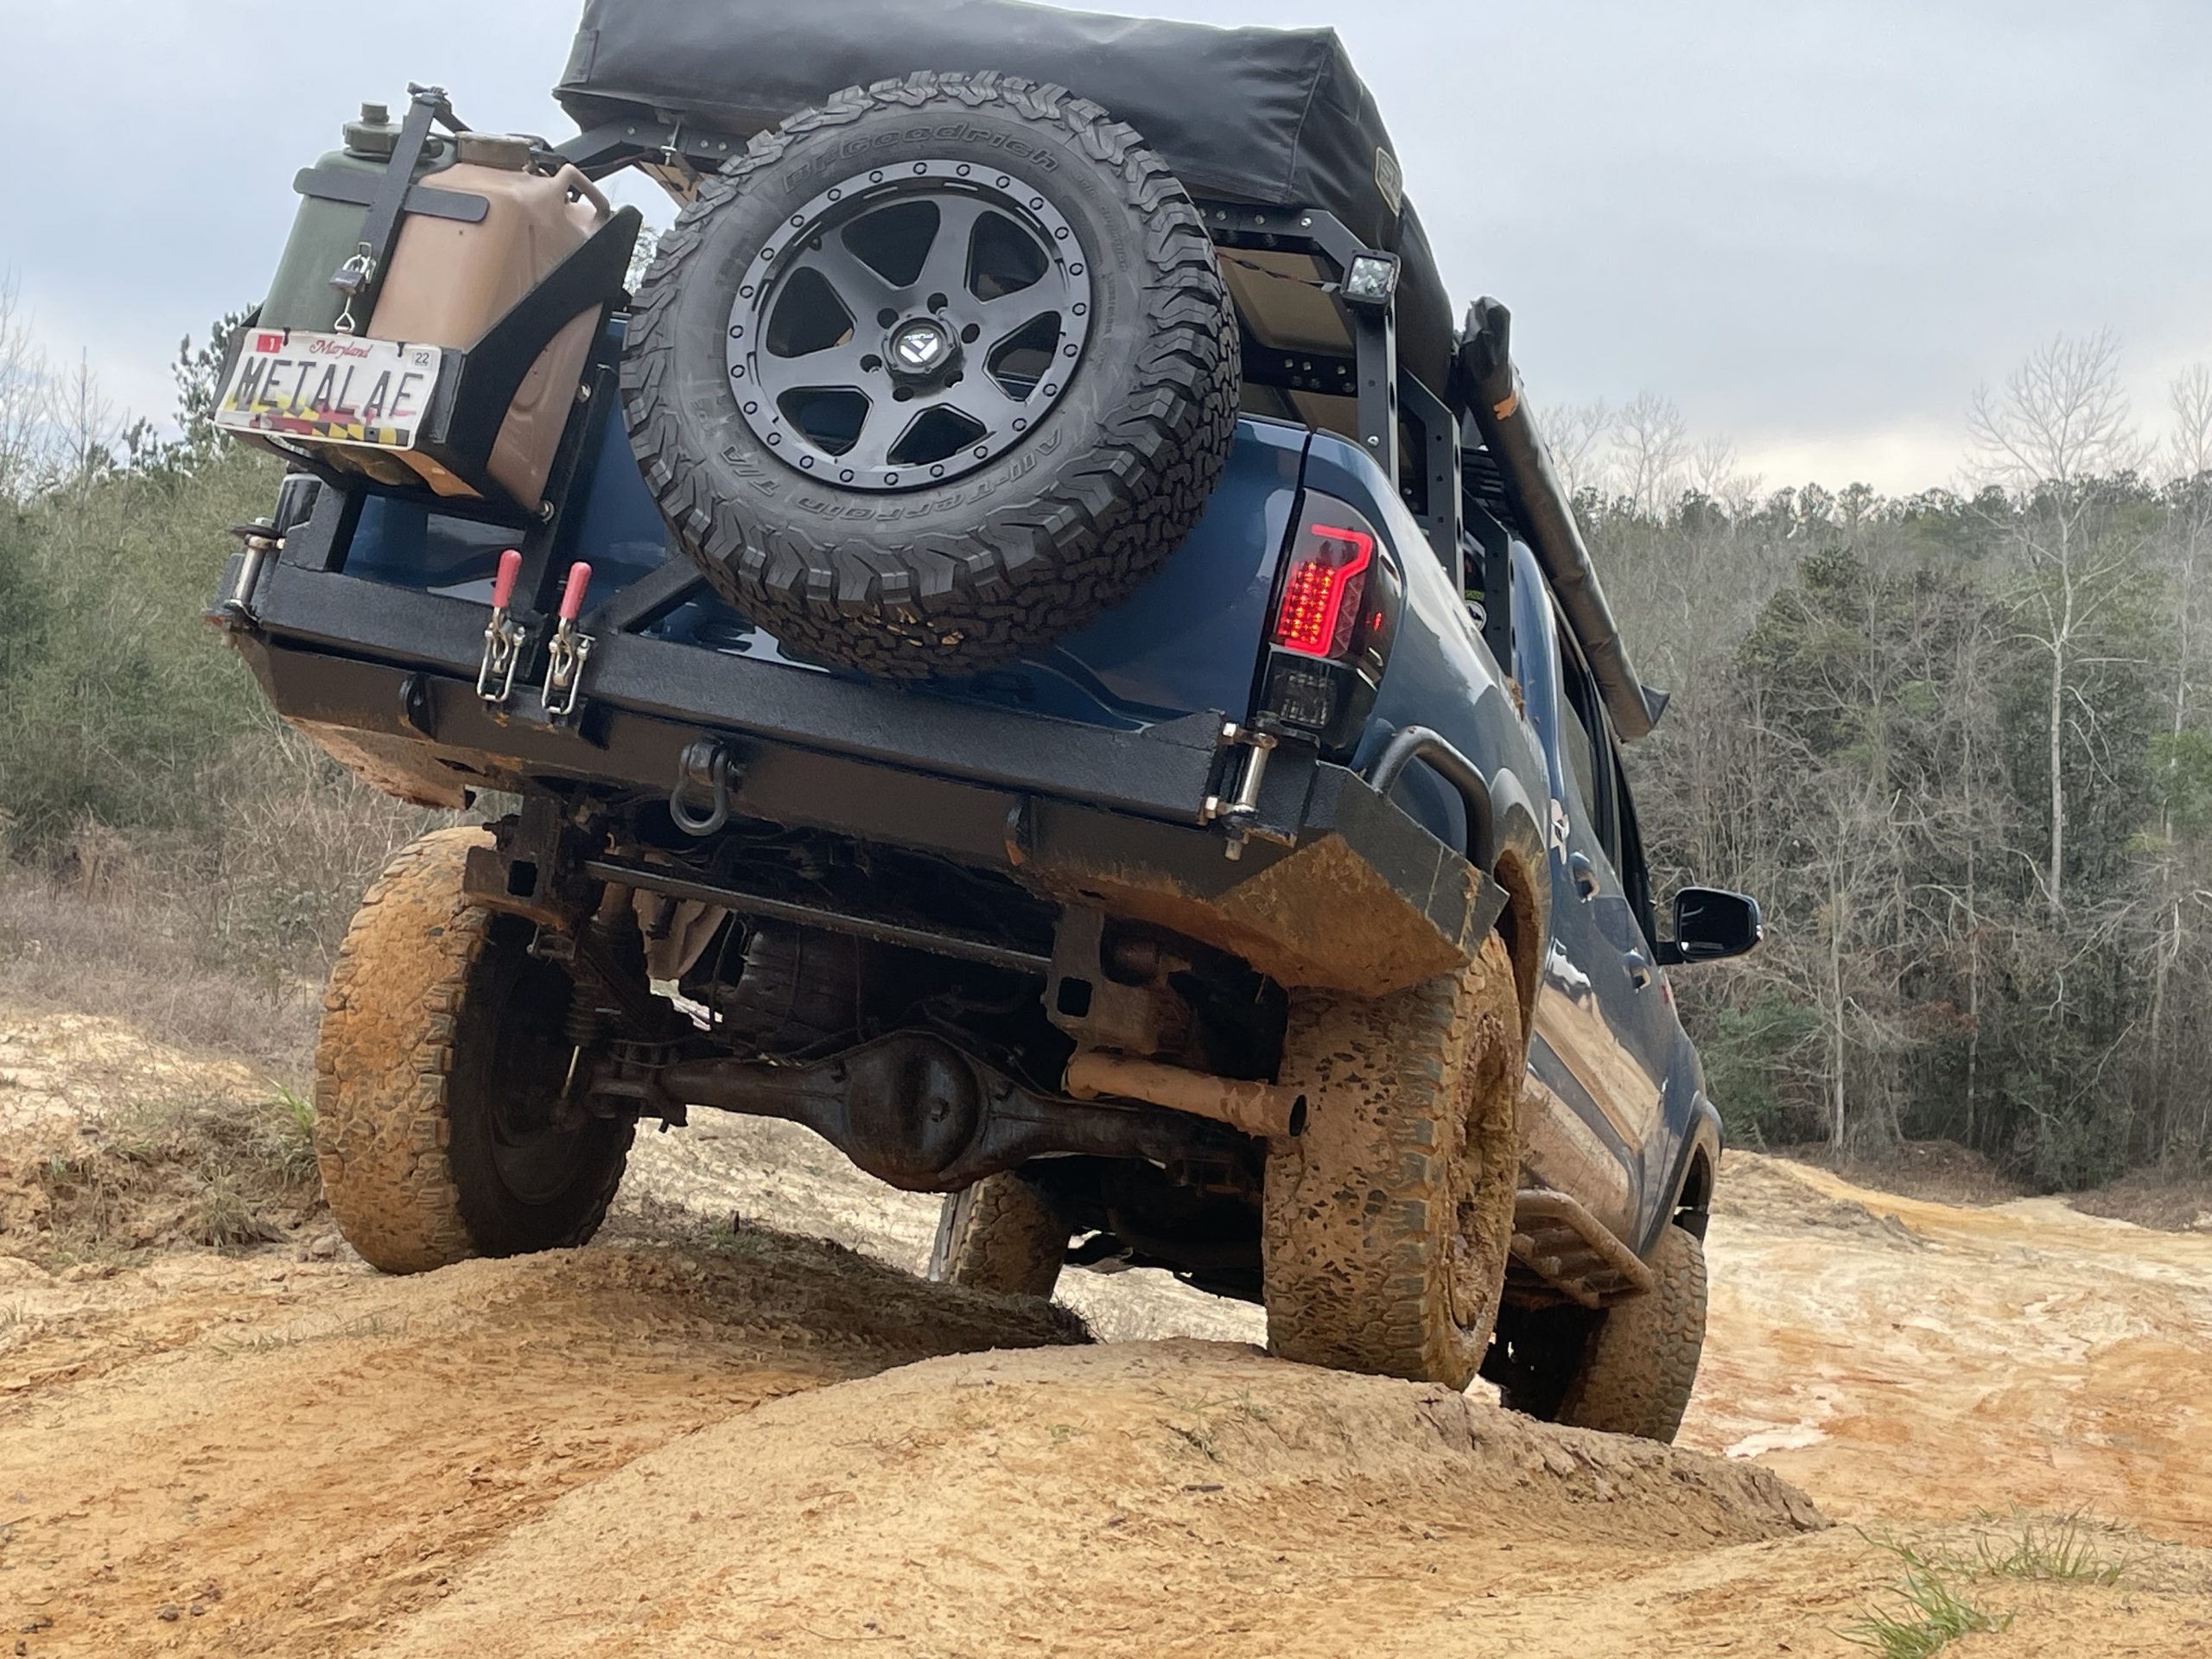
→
(1457, 297, 1669, 741)
(1065, 1051, 1306, 1139)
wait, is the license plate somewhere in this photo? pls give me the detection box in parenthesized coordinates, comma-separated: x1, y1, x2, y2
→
(215, 329, 441, 450)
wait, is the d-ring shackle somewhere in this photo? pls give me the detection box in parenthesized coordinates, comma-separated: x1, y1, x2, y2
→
(669, 740, 735, 838)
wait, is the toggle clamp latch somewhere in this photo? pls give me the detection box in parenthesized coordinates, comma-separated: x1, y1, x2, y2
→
(477, 549, 531, 707)
(541, 562, 596, 721)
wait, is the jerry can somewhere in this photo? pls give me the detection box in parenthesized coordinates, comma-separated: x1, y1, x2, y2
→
(367, 131, 613, 510)
(261, 105, 454, 335)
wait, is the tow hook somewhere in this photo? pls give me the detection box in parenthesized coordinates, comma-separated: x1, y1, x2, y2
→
(1202, 722, 1282, 861)
(541, 562, 596, 721)
(477, 549, 531, 707)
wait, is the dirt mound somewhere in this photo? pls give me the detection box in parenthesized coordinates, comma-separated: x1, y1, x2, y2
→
(2072, 1168, 2212, 1235)
(0, 1010, 268, 1142)
(374, 1339, 1823, 1659)
(1718, 1153, 1934, 1248)
(9, 1007, 2212, 1656)
(0, 1007, 327, 1262)
(0, 1235, 1081, 1656)
(1773, 1139, 2028, 1208)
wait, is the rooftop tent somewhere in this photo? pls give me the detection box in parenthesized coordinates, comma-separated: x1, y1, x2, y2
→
(555, 0, 1458, 409)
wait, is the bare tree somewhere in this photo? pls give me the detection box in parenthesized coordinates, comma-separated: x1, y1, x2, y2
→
(2165, 366, 2212, 737)
(2136, 366, 2212, 1145)
(1687, 435, 1734, 502)
(1541, 397, 1614, 505)
(1614, 391, 1688, 517)
(1967, 331, 2147, 911)
(46, 352, 118, 498)
(0, 276, 48, 498)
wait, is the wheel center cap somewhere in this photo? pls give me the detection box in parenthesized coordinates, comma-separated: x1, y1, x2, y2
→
(890, 318, 955, 374)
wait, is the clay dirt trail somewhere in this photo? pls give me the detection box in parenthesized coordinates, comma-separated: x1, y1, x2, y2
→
(1685, 1156, 2212, 1546)
(3, 1007, 2212, 1657)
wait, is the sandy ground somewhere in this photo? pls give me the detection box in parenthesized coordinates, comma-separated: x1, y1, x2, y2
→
(1685, 1157, 2212, 1545)
(3, 1006, 2211, 1656)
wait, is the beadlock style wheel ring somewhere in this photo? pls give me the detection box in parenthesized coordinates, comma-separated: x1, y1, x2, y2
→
(725, 160, 1096, 493)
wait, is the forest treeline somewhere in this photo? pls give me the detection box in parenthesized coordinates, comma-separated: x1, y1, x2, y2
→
(3, 286, 2209, 1188)
(1581, 339, 2212, 1185)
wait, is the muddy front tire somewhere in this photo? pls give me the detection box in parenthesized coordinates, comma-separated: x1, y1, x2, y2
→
(928, 1173, 1069, 1300)
(313, 829, 633, 1274)
(1556, 1223, 1709, 1441)
(1487, 1221, 1710, 1443)
(1262, 935, 1526, 1388)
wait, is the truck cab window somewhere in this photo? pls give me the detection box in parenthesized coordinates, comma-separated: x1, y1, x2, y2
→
(1556, 621, 1619, 866)
(1612, 753, 1662, 953)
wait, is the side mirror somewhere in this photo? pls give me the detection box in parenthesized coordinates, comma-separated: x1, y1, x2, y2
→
(1658, 887, 1763, 967)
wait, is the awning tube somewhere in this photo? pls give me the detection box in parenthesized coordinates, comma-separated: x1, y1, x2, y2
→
(1459, 297, 1669, 741)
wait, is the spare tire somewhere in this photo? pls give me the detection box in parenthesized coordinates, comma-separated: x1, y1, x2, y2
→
(622, 72, 1241, 679)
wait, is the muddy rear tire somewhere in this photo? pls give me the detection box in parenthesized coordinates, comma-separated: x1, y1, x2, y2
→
(928, 1173, 1068, 1300)
(314, 829, 633, 1274)
(1262, 935, 1525, 1388)
(1554, 1223, 1709, 1441)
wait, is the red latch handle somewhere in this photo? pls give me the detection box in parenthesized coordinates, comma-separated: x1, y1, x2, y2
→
(559, 562, 593, 624)
(492, 549, 523, 612)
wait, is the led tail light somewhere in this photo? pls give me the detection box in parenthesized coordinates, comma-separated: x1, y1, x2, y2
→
(1255, 496, 1402, 758)
(1272, 520, 1376, 660)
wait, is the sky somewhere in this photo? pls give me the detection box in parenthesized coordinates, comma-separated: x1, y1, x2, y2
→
(1, 0, 2206, 493)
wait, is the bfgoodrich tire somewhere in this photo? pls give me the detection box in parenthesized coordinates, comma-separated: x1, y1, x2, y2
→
(927, 1173, 1069, 1300)
(1486, 1221, 1710, 1444)
(313, 829, 633, 1274)
(1556, 1223, 1709, 1441)
(623, 71, 1240, 679)
(1262, 935, 1527, 1389)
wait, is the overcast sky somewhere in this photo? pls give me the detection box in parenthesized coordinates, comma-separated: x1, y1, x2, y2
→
(2, 0, 2206, 492)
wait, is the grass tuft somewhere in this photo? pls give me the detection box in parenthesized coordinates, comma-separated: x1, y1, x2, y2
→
(260, 1082, 320, 1185)
(1847, 1514, 2131, 1657)
(1959, 1510, 2131, 1584)
(1845, 1557, 2010, 1658)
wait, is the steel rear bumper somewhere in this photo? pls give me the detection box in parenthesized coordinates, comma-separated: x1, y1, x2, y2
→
(223, 561, 1505, 995)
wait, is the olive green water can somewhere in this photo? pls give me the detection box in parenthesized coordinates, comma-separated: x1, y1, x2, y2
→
(260, 105, 454, 334)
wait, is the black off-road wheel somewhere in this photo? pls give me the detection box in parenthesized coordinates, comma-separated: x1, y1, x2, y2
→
(1262, 935, 1527, 1389)
(927, 1173, 1070, 1300)
(623, 70, 1240, 679)
(313, 829, 633, 1274)
(1486, 1222, 1710, 1443)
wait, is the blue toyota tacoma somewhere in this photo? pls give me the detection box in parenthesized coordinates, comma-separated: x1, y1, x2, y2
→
(213, 0, 1761, 1441)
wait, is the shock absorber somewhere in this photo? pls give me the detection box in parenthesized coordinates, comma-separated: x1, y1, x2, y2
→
(563, 988, 606, 1053)
(556, 988, 606, 1127)
(557, 880, 634, 1116)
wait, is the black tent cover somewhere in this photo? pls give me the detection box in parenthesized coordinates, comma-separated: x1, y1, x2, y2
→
(556, 0, 1455, 397)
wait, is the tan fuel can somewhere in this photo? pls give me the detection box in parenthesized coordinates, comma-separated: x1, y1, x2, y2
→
(367, 132, 612, 511)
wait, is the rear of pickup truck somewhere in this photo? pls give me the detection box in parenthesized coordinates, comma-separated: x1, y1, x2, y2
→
(227, 368, 1537, 1010)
